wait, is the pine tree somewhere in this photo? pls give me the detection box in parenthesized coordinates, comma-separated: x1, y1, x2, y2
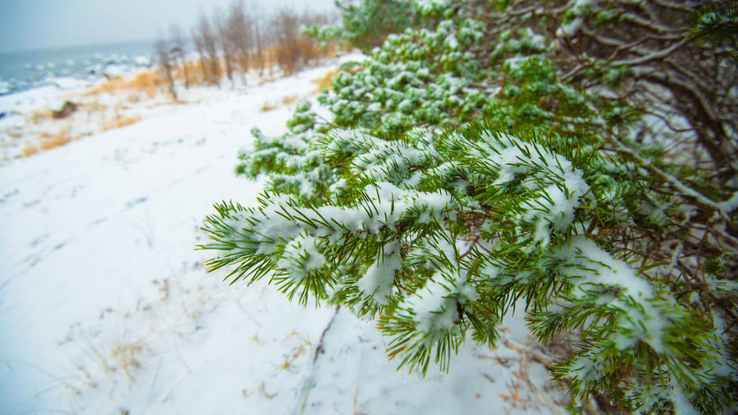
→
(201, 1, 738, 413)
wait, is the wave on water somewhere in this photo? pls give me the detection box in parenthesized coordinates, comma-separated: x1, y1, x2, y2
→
(0, 40, 157, 95)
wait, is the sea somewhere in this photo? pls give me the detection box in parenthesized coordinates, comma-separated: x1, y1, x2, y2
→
(0, 40, 159, 95)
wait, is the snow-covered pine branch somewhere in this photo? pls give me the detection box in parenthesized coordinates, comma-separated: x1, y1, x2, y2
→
(203, 124, 737, 413)
(203, 1, 738, 413)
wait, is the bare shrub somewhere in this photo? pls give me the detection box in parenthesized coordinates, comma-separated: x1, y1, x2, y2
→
(215, 8, 236, 85)
(269, 7, 337, 76)
(155, 38, 177, 101)
(194, 11, 221, 86)
(170, 25, 191, 89)
(226, 0, 254, 84)
(148, 1, 340, 91)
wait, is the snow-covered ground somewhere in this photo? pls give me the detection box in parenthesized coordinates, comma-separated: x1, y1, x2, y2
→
(0, 60, 566, 415)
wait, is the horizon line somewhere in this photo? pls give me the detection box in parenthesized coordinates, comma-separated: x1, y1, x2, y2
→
(0, 37, 162, 55)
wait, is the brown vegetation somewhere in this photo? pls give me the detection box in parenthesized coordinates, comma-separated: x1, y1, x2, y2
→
(21, 145, 40, 157)
(281, 95, 298, 105)
(52, 101, 79, 119)
(87, 72, 164, 97)
(312, 70, 338, 93)
(38, 127, 73, 151)
(155, 39, 178, 101)
(87, 1, 340, 101)
(17, 0, 340, 160)
(102, 115, 141, 131)
(168, 0, 338, 92)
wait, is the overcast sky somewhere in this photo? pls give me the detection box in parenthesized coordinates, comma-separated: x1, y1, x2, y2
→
(0, 0, 337, 53)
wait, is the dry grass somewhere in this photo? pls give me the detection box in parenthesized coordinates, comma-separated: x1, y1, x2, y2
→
(31, 110, 52, 124)
(313, 70, 338, 93)
(82, 33, 338, 102)
(281, 95, 298, 105)
(110, 341, 147, 379)
(22, 145, 40, 157)
(39, 127, 73, 151)
(82, 100, 109, 114)
(260, 102, 277, 112)
(20, 107, 141, 159)
(102, 115, 141, 131)
(88, 71, 165, 97)
(15, 27, 341, 160)
(173, 60, 213, 87)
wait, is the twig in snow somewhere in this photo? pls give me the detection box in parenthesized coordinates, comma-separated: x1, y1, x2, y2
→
(290, 305, 341, 415)
(500, 335, 555, 369)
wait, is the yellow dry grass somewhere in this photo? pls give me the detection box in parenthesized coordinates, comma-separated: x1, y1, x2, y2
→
(102, 115, 141, 131)
(87, 71, 164, 97)
(260, 102, 277, 112)
(82, 100, 108, 114)
(281, 95, 298, 105)
(16, 39, 340, 160)
(313, 70, 338, 93)
(31, 110, 52, 124)
(39, 127, 73, 151)
(22, 145, 40, 157)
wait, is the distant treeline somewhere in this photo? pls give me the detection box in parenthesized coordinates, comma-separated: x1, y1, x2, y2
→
(154, 0, 338, 99)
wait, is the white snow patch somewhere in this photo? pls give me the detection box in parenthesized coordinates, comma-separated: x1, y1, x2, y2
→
(357, 241, 402, 305)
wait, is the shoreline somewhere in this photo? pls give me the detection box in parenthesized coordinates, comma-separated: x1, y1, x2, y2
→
(0, 52, 346, 163)
(0, 39, 156, 96)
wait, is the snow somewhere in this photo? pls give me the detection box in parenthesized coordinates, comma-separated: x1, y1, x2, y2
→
(550, 236, 676, 354)
(357, 241, 402, 305)
(556, 17, 584, 38)
(0, 58, 565, 415)
(51, 77, 86, 90)
(556, 0, 593, 38)
(670, 383, 700, 415)
(402, 235, 479, 342)
(552, 236, 652, 299)
(483, 134, 591, 246)
(408, 267, 478, 340)
(566, 354, 601, 384)
(717, 190, 738, 213)
(277, 234, 327, 282)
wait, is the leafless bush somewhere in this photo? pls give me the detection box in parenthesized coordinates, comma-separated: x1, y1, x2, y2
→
(170, 25, 190, 89)
(226, 0, 254, 83)
(155, 38, 177, 101)
(152, 0, 338, 92)
(215, 8, 236, 85)
(251, 3, 267, 75)
(196, 11, 221, 86)
(270, 8, 336, 75)
(191, 26, 210, 84)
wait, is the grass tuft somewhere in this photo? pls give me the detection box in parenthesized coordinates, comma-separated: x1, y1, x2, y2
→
(39, 127, 73, 151)
(102, 115, 141, 131)
(282, 95, 298, 105)
(313, 70, 337, 93)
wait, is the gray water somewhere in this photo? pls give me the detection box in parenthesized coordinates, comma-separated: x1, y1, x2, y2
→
(0, 40, 159, 95)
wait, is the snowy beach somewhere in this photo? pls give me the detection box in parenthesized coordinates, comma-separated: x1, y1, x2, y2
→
(3, 0, 735, 414)
(0, 60, 564, 415)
